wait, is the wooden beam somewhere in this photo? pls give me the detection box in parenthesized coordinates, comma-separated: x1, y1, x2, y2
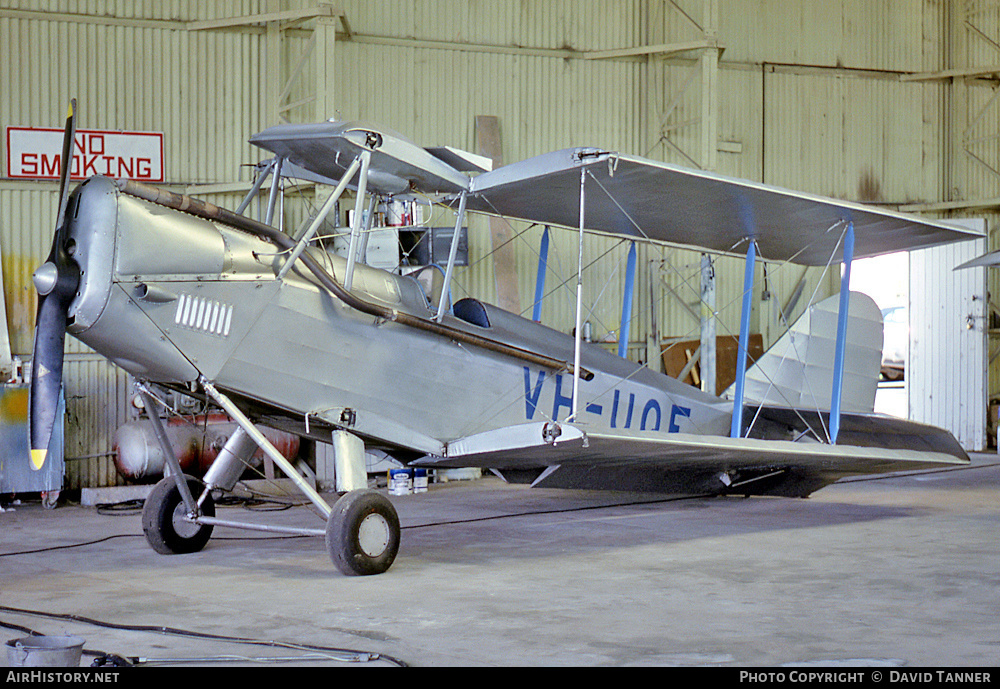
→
(476, 116, 521, 315)
(900, 197, 1000, 212)
(0, 5, 350, 36)
(314, 14, 337, 121)
(0, 8, 178, 30)
(349, 34, 577, 59)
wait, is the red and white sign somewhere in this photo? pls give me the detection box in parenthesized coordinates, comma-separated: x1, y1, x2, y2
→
(6, 127, 164, 182)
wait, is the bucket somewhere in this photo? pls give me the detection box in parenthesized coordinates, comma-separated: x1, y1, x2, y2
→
(5, 635, 85, 667)
(413, 468, 428, 493)
(388, 468, 412, 496)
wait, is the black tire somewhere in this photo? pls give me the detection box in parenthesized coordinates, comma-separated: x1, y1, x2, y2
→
(142, 475, 215, 555)
(325, 490, 400, 576)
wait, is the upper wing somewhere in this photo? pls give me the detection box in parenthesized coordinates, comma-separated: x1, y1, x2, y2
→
(466, 148, 982, 266)
(414, 420, 969, 497)
(249, 120, 981, 264)
(250, 120, 475, 195)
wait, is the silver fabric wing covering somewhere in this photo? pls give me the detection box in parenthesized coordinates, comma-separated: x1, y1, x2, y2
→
(466, 148, 982, 266)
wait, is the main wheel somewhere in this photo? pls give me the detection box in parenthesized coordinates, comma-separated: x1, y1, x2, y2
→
(325, 490, 400, 576)
(142, 475, 215, 555)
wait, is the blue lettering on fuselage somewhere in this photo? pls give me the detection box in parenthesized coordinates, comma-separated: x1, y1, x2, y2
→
(522, 366, 692, 433)
(552, 374, 574, 421)
(641, 399, 661, 431)
(524, 367, 546, 419)
(624, 392, 636, 428)
(669, 404, 691, 432)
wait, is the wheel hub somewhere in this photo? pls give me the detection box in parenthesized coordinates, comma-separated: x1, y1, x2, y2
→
(357, 513, 390, 557)
(171, 503, 202, 540)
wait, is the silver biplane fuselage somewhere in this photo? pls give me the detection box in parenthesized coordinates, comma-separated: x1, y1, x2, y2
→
(64, 175, 732, 456)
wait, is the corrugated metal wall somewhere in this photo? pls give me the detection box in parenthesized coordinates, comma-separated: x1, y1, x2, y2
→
(950, 4, 1000, 403)
(910, 233, 988, 451)
(0, 1, 991, 488)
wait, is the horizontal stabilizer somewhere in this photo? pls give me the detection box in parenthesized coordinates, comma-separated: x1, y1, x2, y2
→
(954, 249, 1000, 270)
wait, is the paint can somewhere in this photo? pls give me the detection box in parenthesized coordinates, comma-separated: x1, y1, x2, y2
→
(385, 199, 413, 227)
(388, 468, 412, 495)
(5, 635, 85, 667)
(413, 468, 428, 493)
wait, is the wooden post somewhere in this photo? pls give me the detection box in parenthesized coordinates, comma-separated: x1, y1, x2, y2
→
(476, 116, 521, 314)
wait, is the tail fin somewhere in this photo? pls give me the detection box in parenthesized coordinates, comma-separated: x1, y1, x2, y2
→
(731, 291, 883, 413)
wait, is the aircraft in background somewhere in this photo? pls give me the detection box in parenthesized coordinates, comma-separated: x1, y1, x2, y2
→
(27, 102, 979, 575)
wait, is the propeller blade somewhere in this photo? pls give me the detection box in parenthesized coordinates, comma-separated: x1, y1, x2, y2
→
(28, 292, 69, 469)
(27, 99, 79, 470)
(55, 99, 77, 230)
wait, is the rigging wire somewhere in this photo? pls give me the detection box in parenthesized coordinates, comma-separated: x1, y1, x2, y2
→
(570, 166, 871, 444)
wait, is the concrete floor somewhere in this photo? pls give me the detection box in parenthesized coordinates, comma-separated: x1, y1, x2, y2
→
(1, 455, 999, 668)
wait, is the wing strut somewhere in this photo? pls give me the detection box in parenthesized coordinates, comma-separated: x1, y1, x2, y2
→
(618, 242, 637, 359)
(700, 253, 717, 395)
(344, 149, 372, 291)
(434, 191, 469, 321)
(277, 154, 362, 281)
(829, 222, 855, 443)
(236, 159, 276, 216)
(532, 226, 550, 322)
(730, 240, 757, 438)
(568, 167, 587, 421)
(264, 156, 284, 227)
(356, 194, 378, 264)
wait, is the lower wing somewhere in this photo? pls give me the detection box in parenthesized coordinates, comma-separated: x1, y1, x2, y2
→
(415, 418, 968, 497)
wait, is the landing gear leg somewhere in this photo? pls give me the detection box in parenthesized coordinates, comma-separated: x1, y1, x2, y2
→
(137, 386, 214, 555)
(325, 490, 400, 576)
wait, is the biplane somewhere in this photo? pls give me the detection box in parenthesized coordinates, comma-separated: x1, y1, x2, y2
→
(27, 102, 979, 575)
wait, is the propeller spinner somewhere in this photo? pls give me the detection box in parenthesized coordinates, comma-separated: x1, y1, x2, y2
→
(28, 99, 81, 470)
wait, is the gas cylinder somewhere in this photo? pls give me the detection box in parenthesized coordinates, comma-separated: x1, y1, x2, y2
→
(113, 413, 299, 482)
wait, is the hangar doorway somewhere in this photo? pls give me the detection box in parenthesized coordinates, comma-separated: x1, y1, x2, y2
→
(851, 252, 909, 419)
(853, 220, 987, 451)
